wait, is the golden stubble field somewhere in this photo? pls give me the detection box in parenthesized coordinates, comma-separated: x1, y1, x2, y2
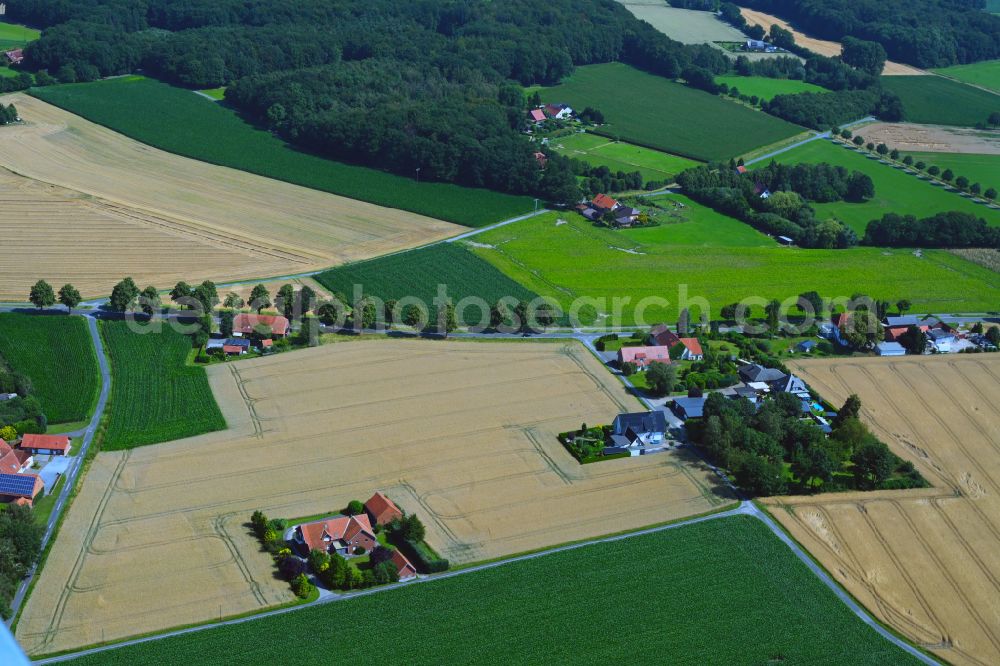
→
(0, 94, 459, 301)
(16, 340, 732, 655)
(765, 355, 1000, 666)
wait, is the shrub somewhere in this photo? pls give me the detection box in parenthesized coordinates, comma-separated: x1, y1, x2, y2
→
(280, 556, 307, 580)
(291, 573, 314, 599)
(353, 546, 366, 555)
(345, 500, 364, 515)
(308, 548, 331, 573)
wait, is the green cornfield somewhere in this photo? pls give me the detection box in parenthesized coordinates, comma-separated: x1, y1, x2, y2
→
(0, 313, 100, 424)
(100, 321, 225, 450)
(314, 243, 543, 326)
(64, 515, 924, 665)
(30, 77, 534, 228)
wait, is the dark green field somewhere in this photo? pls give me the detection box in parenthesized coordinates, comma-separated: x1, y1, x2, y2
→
(0, 314, 99, 424)
(30, 77, 534, 228)
(100, 321, 225, 450)
(313, 243, 542, 326)
(63, 516, 923, 666)
(881, 76, 1000, 126)
(536, 63, 803, 161)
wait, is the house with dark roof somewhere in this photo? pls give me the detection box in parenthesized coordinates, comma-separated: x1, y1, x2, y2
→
(928, 328, 957, 352)
(0, 472, 43, 506)
(364, 491, 403, 526)
(738, 363, 786, 384)
(233, 313, 290, 338)
(884, 315, 920, 328)
(795, 340, 817, 353)
(610, 411, 667, 453)
(294, 514, 377, 557)
(772, 374, 810, 400)
(670, 397, 706, 419)
(543, 103, 573, 119)
(20, 434, 71, 456)
(648, 326, 703, 360)
(613, 206, 641, 227)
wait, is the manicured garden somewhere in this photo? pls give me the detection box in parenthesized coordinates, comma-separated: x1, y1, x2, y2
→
(548, 132, 700, 182)
(764, 139, 1000, 232)
(63, 515, 925, 665)
(715, 75, 828, 101)
(932, 59, 1000, 93)
(0, 314, 100, 424)
(31, 77, 535, 227)
(535, 63, 803, 161)
(100, 321, 226, 450)
(880, 75, 1000, 126)
(468, 206, 1000, 323)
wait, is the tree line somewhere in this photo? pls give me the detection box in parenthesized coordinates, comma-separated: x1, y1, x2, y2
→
(864, 211, 1000, 249)
(676, 161, 868, 248)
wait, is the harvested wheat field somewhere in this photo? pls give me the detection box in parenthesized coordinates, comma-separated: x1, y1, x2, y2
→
(855, 122, 1000, 155)
(0, 93, 459, 301)
(764, 355, 1000, 666)
(16, 340, 732, 655)
(738, 8, 925, 75)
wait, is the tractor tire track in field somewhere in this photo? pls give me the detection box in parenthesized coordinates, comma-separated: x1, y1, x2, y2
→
(230, 364, 264, 439)
(521, 427, 572, 485)
(212, 513, 267, 606)
(36, 450, 132, 651)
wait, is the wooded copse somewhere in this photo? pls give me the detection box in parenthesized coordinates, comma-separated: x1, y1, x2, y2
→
(676, 162, 870, 248)
(864, 211, 1000, 249)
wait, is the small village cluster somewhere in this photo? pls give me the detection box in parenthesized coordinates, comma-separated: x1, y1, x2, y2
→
(0, 433, 71, 506)
(205, 313, 290, 356)
(823, 314, 997, 356)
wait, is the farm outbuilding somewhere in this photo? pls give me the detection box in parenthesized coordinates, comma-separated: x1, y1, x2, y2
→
(19, 434, 71, 456)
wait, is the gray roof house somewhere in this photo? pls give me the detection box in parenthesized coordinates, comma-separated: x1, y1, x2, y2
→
(670, 397, 706, 419)
(738, 363, 787, 384)
(884, 315, 920, 328)
(795, 340, 817, 353)
(611, 411, 668, 452)
(876, 341, 906, 356)
(771, 374, 811, 400)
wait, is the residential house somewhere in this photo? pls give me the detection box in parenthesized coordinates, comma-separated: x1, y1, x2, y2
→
(543, 103, 573, 119)
(390, 550, 417, 581)
(745, 40, 768, 52)
(735, 165, 748, 175)
(4, 48, 22, 65)
(927, 328, 957, 352)
(618, 345, 671, 370)
(731, 386, 761, 404)
(670, 397, 706, 419)
(738, 363, 786, 384)
(795, 340, 817, 353)
(222, 338, 251, 355)
(365, 491, 403, 526)
(883, 315, 920, 328)
(610, 411, 667, 454)
(591, 193, 619, 212)
(885, 324, 928, 342)
(0, 472, 43, 506)
(876, 341, 906, 356)
(527, 108, 546, 124)
(579, 206, 602, 222)
(294, 514, 377, 557)
(20, 434, 71, 456)
(613, 206, 641, 227)
(772, 374, 810, 401)
(233, 313, 290, 338)
(648, 326, 703, 360)
(0, 440, 29, 475)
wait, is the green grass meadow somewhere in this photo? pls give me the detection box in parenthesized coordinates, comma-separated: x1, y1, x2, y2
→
(536, 63, 803, 161)
(549, 132, 700, 181)
(62, 516, 924, 666)
(761, 139, 1000, 232)
(881, 75, 1000, 126)
(469, 205, 999, 323)
(932, 60, 1000, 93)
(904, 152, 1000, 193)
(715, 75, 828, 101)
(314, 243, 541, 326)
(100, 321, 225, 450)
(0, 21, 39, 50)
(0, 314, 100, 424)
(31, 77, 534, 227)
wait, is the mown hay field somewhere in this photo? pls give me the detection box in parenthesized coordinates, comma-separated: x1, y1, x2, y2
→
(0, 313, 99, 424)
(763, 139, 1000, 232)
(547, 133, 700, 182)
(468, 209, 1000, 323)
(0, 93, 461, 301)
(30, 77, 534, 227)
(766, 355, 1000, 666)
(100, 321, 225, 450)
(60, 516, 923, 666)
(616, 2, 746, 44)
(881, 76, 1000, 127)
(16, 340, 733, 655)
(536, 63, 803, 161)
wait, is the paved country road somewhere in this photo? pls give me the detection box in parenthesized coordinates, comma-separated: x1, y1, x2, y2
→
(745, 116, 875, 166)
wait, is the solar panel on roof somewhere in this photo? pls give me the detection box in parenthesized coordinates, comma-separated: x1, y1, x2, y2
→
(0, 473, 36, 497)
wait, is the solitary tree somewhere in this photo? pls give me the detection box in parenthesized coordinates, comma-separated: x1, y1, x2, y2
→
(29, 280, 55, 310)
(57, 284, 81, 313)
(646, 361, 677, 396)
(677, 308, 690, 336)
(249, 284, 271, 313)
(896, 299, 911, 315)
(109, 277, 139, 312)
(139, 285, 160, 316)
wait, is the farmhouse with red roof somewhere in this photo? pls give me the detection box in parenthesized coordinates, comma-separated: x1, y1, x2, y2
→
(19, 434, 71, 456)
(233, 313, 290, 337)
(0, 472, 43, 506)
(390, 549, 417, 581)
(618, 346, 671, 370)
(528, 108, 546, 123)
(294, 514, 377, 556)
(4, 49, 23, 65)
(0, 439, 29, 475)
(365, 491, 403, 526)
(649, 325, 704, 360)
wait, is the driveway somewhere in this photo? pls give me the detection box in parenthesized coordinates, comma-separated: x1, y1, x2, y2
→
(37, 456, 71, 494)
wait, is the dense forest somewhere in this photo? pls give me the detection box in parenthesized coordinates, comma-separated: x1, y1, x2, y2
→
(6, 0, 734, 202)
(734, 0, 1000, 67)
(676, 162, 867, 248)
(864, 211, 1000, 248)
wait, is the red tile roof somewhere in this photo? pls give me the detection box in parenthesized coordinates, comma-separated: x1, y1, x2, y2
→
(390, 549, 417, 580)
(0, 441, 21, 474)
(736, 165, 748, 174)
(679, 337, 703, 356)
(528, 108, 546, 122)
(298, 514, 375, 553)
(885, 325, 928, 341)
(4, 49, 23, 64)
(223, 345, 244, 354)
(233, 313, 290, 336)
(365, 491, 403, 526)
(20, 434, 71, 453)
(651, 325, 680, 348)
(618, 346, 672, 367)
(591, 193, 618, 211)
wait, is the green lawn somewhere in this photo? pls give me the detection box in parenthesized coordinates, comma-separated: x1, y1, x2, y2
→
(549, 133, 701, 182)
(469, 207, 1000, 323)
(932, 60, 1000, 93)
(313, 243, 542, 326)
(32, 476, 64, 526)
(881, 75, 1000, 126)
(0, 21, 39, 50)
(30, 77, 534, 228)
(716, 75, 828, 101)
(536, 63, 803, 161)
(196, 87, 226, 100)
(904, 152, 1000, 193)
(0, 314, 100, 424)
(61, 516, 923, 666)
(100, 321, 226, 450)
(761, 139, 1000, 232)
